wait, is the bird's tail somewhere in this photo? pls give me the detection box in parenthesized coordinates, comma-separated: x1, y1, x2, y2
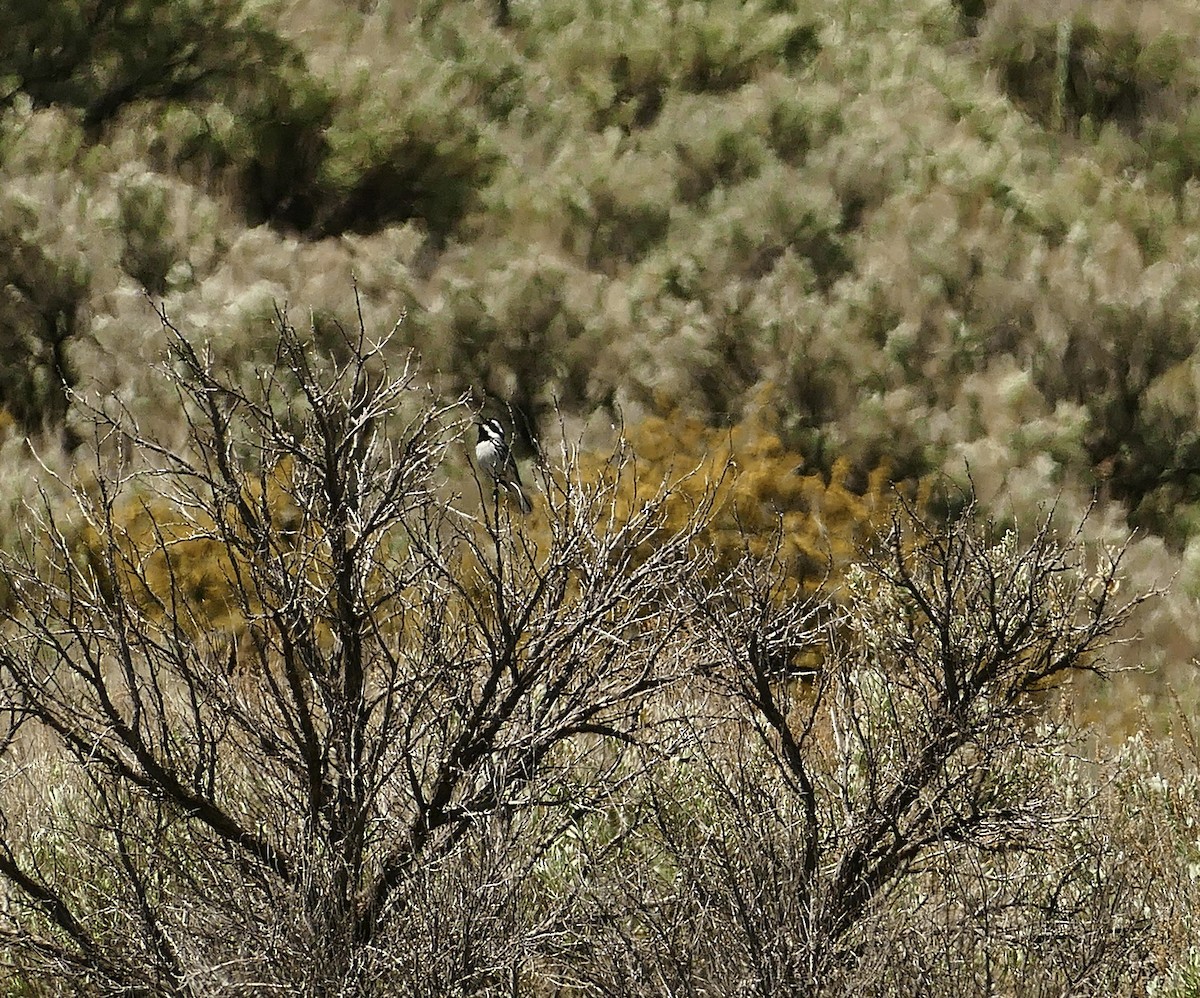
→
(507, 481, 533, 515)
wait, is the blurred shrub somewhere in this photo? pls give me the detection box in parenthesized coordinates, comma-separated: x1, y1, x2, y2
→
(313, 68, 498, 240)
(1120, 357, 1200, 546)
(672, 2, 818, 95)
(663, 90, 804, 206)
(583, 405, 904, 600)
(10, 0, 1200, 577)
(1043, 258, 1200, 532)
(534, 0, 819, 132)
(225, 60, 338, 233)
(116, 174, 182, 294)
(950, 0, 989, 35)
(0, 0, 340, 234)
(418, 247, 614, 426)
(0, 201, 89, 436)
(0, 0, 292, 131)
(980, 5, 1184, 130)
(145, 56, 337, 234)
(163, 52, 493, 240)
(422, 10, 535, 122)
(1143, 107, 1200, 193)
(557, 132, 675, 268)
(0, 0, 494, 242)
(110, 166, 225, 293)
(978, 1, 1200, 193)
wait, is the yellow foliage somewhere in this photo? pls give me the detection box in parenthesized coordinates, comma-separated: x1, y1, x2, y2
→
(68, 417, 911, 664)
(73, 457, 305, 637)
(583, 406, 909, 597)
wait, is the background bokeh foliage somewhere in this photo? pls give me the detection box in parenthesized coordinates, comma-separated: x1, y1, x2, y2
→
(1, 0, 1199, 746)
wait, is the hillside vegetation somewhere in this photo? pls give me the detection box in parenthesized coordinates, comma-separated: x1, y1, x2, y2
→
(3, 0, 1200, 712)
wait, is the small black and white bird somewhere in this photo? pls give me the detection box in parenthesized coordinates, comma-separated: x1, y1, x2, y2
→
(475, 418, 533, 514)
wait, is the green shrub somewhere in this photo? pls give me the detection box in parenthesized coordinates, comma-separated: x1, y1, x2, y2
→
(153, 47, 493, 240)
(416, 246, 609, 420)
(980, 4, 1193, 140)
(116, 173, 181, 294)
(1143, 106, 1200, 193)
(314, 69, 498, 240)
(938, 0, 1200, 211)
(1119, 357, 1200, 545)
(0, 0, 294, 131)
(0, 0, 499, 241)
(226, 59, 337, 233)
(422, 10, 539, 123)
(570, 158, 674, 267)
(0, 201, 89, 435)
(531, 0, 819, 132)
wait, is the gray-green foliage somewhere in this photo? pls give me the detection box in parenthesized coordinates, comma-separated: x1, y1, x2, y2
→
(0, 200, 89, 434)
(8, 0, 1200, 548)
(0, 0, 494, 241)
(117, 173, 184, 295)
(0, 0, 289, 129)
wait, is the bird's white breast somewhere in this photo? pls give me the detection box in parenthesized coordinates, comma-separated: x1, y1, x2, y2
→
(476, 440, 502, 476)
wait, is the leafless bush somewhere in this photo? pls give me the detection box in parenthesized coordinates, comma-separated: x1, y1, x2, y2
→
(0, 297, 1182, 996)
(0, 300, 709, 995)
(567, 502, 1158, 996)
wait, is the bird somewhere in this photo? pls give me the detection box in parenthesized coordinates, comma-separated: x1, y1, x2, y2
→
(475, 418, 533, 514)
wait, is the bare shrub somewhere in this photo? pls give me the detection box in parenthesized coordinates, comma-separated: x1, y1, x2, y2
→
(567, 500, 1157, 995)
(0, 300, 709, 994)
(0, 0, 269, 130)
(0, 294, 1184, 996)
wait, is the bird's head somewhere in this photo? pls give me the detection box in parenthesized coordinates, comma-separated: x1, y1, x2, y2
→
(478, 418, 505, 445)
